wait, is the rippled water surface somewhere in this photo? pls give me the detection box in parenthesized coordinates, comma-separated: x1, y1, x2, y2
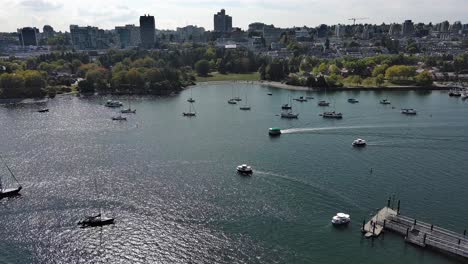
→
(1, 83, 467, 263)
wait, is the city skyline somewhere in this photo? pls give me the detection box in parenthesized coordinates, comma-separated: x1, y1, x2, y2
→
(1, 0, 468, 32)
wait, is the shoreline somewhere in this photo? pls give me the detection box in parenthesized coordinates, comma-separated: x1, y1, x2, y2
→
(194, 80, 453, 91)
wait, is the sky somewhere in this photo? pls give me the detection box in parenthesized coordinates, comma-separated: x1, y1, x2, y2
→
(1, 0, 467, 32)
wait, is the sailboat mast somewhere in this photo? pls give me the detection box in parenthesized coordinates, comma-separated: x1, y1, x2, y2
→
(93, 176, 102, 217)
(0, 155, 20, 185)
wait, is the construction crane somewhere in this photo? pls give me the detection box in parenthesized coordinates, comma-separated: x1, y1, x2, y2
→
(348, 17, 369, 25)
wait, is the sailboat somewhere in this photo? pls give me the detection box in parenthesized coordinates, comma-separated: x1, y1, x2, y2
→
(233, 83, 242, 101)
(239, 89, 251, 110)
(78, 177, 114, 228)
(121, 98, 136, 114)
(187, 87, 195, 103)
(0, 155, 22, 198)
(281, 95, 293, 110)
(183, 101, 196, 117)
(281, 96, 299, 118)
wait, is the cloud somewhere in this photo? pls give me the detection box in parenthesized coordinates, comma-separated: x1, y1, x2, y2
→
(20, 0, 63, 11)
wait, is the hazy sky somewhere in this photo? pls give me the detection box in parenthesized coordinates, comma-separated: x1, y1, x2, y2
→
(1, 0, 467, 32)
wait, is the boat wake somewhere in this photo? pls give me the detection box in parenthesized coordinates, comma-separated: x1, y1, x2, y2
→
(280, 125, 387, 134)
(254, 170, 365, 210)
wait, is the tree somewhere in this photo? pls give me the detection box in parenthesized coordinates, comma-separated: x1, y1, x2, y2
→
(78, 80, 95, 93)
(195, 59, 210, 77)
(415, 71, 433, 86)
(376, 74, 385, 87)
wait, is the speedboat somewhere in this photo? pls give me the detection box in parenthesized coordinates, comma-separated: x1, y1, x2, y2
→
(37, 108, 49, 113)
(281, 112, 299, 119)
(281, 104, 292, 110)
(187, 98, 195, 103)
(105, 100, 123, 107)
(380, 99, 391, 105)
(331, 213, 351, 225)
(321, 111, 343, 119)
(237, 164, 253, 175)
(348, 98, 359, 103)
(401, 108, 417, 115)
(318, 100, 330, 106)
(228, 99, 237, 104)
(121, 108, 136, 114)
(352, 138, 367, 147)
(269, 127, 282, 136)
(78, 214, 114, 228)
(112, 115, 127, 121)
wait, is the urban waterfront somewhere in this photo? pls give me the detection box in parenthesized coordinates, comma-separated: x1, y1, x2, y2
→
(0, 83, 467, 263)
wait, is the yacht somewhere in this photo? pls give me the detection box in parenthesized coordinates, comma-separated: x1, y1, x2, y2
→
(318, 100, 330, 106)
(401, 108, 417, 115)
(449, 89, 462, 97)
(281, 112, 299, 119)
(105, 100, 123, 108)
(112, 115, 127, 121)
(237, 164, 253, 175)
(269, 127, 282, 136)
(78, 214, 115, 228)
(281, 104, 292, 110)
(348, 98, 359, 103)
(352, 138, 367, 147)
(321, 111, 343, 119)
(380, 99, 391, 105)
(331, 213, 351, 225)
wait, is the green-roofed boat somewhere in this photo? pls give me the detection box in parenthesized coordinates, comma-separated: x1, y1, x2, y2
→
(269, 127, 282, 136)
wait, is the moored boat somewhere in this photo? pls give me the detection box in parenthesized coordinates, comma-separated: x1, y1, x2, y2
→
(37, 108, 49, 113)
(112, 115, 127, 121)
(348, 98, 359, 103)
(105, 100, 123, 108)
(380, 99, 391, 105)
(331, 213, 351, 225)
(318, 100, 330, 106)
(294, 96, 308, 102)
(228, 99, 237, 104)
(281, 112, 299, 119)
(121, 108, 136, 114)
(281, 104, 292, 110)
(0, 155, 22, 198)
(321, 111, 343, 119)
(78, 214, 115, 228)
(401, 108, 417, 115)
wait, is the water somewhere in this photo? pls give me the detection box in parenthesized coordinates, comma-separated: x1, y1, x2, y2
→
(0, 83, 467, 263)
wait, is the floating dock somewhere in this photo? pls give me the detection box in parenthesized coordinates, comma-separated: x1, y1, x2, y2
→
(363, 203, 468, 259)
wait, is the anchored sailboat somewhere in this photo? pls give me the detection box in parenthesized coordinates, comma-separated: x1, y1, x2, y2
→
(121, 97, 136, 114)
(78, 177, 114, 228)
(183, 100, 196, 117)
(0, 155, 22, 198)
(187, 87, 195, 103)
(239, 89, 251, 110)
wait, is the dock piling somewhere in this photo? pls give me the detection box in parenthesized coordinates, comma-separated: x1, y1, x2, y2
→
(397, 200, 400, 215)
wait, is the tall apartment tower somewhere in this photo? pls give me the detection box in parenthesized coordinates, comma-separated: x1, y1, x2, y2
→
(17, 27, 38, 46)
(140, 15, 155, 49)
(214, 9, 232, 33)
(402, 20, 415, 36)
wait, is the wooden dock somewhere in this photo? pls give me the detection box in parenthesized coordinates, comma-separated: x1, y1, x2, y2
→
(363, 205, 468, 259)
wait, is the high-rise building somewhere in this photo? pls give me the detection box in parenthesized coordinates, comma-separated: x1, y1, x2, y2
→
(116, 24, 140, 48)
(388, 23, 402, 36)
(449, 21, 462, 34)
(214, 9, 232, 33)
(176, 25, 206, 43)
(335, 24, 345, 38)
(401, 20, 414, 36)
(317, 24, 328, 38)
(17, 27, 38, 46)
(140, 15, 155, 49)
(70, 25, 113, 50)
(43, 25, 55, 39)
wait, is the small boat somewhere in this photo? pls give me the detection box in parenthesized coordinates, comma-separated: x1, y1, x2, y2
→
(348, 98, 359, 103)
(237, 164, 253, 175)
(281, 104, 292, 110)
(187, 98, 195, 103)
(233, 97, 242, 102)
(37, 108, 49, 113)
(239, 106, 251, 110)
(401, 108, 417, 115)
(121, 108, 136, 114)
(267, 93, 273, 96)
(462, 91, 468, 100)
(228, 99, 237, 104)
(380, 99, 391, 105)
(281, 112, 299, 119)
(321, 111, 343, 119)
(352, 138, 367, 147)
(449, 89, 462, 97)
(306, 96, 314, 99)
(78, 214, 115, 228)
(0, 155, 22, 198)
(294, 96, 308, 102)
(331, 213, 351, 225)
(318, 100, 330, 106)
(105, 100, 123, 108)
(112, 115, 127, 121)
(183, 101, 196, 117)
(269, 127, 282, 136)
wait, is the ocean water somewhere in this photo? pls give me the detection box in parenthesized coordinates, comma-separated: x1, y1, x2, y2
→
(0, 83, 467, 263)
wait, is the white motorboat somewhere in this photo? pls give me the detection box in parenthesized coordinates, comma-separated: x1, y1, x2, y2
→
(281, 112, 299, 119)
(105, 100, 123, 107)
(352, 138, 367, 147)
(318, 100, 330, 106)
(321, 111, 343, 119)
(121, 108, 136, 114)
(401, 108, 417, 115)
(331, 213, 351, 225)
(237, 164, 253, 175)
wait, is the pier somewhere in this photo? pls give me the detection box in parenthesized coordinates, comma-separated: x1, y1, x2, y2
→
(363, 202, 468, 259)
